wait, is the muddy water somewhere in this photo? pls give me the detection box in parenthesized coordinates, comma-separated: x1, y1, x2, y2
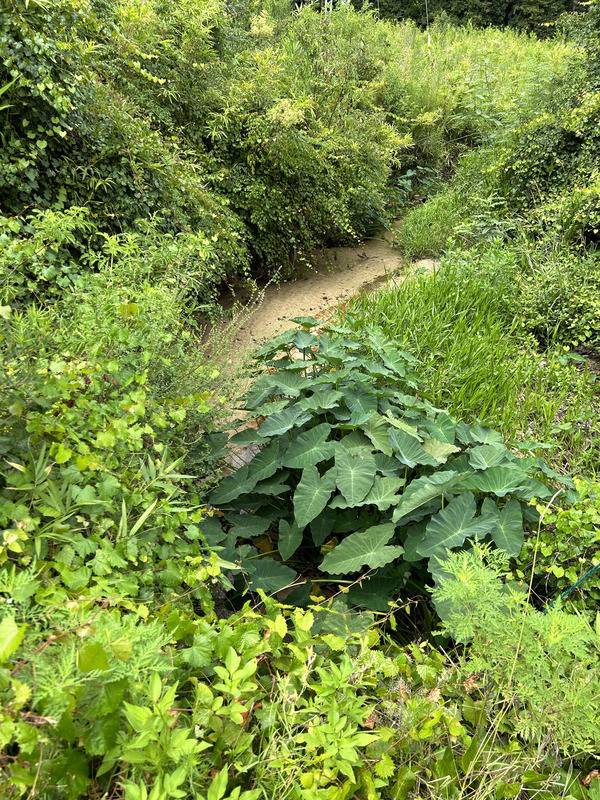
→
(217, 223, 438, 358)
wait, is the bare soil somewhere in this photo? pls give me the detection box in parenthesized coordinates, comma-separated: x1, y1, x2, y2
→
(216, 224, 438, 357)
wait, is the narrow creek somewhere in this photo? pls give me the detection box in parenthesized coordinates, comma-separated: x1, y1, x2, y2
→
(215, 221, 438, 357)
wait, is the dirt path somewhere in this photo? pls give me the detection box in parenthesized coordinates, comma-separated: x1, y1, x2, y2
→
(217, 223, 438, 356)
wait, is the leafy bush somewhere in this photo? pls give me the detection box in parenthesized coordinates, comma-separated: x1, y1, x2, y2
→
(435, 545, 600, 756)
(517, 479, 600, 615)
(396, 190, 462, 258)
(208, 320, 563, 611)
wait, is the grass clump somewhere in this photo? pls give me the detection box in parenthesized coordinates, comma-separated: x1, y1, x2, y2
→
(344, 243, 599, 473)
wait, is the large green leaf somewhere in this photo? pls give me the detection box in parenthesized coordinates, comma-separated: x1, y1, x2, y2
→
(363, 476, 405, 511)
(246, 440, 283, 483)
(294, 465, 337, 528)
(225, 512, 271, 540)
(210, 464, 255, 505)
(421, 438, 461, 465)
(258, 406, 311, 438)
(266, 370, 312, 397)
(342, 384, 378, 426)
(278, 519, 304, 560)
(282, 424, 335, 469)
(335, 447, 376, 505)
(252, 472, 291, 496)
(321, 523, 403, 574)
(462, 467, 546, 497)
(467, 444, 509, 470)
(243, 375, 276, 410)
(417, 491, 495, 558)
(339, 430, 374, 453)
(482, 497, 524, 557)
(456, 422, 504, 446)
(311, 507, 337, 546)
(392, 471, 469, 525)
(374, 453, 404, 477)
(420, 413, 456, 444)
(389, 428, 436, 468)
(249, 559, 297, 594)
(299, 390, 343, 412)
(292, 330, 319, 351)
(361, 415, 393, 456)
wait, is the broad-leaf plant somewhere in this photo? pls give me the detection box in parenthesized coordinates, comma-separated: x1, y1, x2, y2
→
(208, 318, 566, 613)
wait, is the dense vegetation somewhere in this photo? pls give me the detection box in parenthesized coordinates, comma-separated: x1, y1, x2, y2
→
(2, 0, 600, 798)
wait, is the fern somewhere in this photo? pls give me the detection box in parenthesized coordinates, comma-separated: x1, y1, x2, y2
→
(434, 545, 600, 756)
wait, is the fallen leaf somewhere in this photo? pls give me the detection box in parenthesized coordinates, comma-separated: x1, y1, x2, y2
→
(427, 687, 442, 704)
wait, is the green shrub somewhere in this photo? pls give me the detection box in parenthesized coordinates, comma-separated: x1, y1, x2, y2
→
(208, 319, 563, 612)
(516, 478, 600, 615)
(396, 190, 462, 258)
(435, 544, 600, 756)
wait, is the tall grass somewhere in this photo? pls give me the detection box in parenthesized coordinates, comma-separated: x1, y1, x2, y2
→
(344, 248, 599, 473)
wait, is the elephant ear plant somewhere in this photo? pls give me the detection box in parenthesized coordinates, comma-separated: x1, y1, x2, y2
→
(206, 318, 566, 614)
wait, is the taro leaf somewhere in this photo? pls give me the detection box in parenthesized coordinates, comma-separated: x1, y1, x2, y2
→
(392, 471, 469, 525)
(210, 464, 255, 505)
(243, 375, 276, 410)
(294, 465, 337, 528)
(254, 328, 297, 358)
(421, 438, 461, 465)
(335, 447, 376, 505)
(321, 523, 403, 575)
(467, 444, 509, 470)
(362, 415, 393, 456)
(249, 559, 297, 594)
(333, 509, 373, 534)
(282, 424, 336, 469)
(316, 334, 347, 366)
(299, 390, 343, 412)
(252, 472, 290, 496)
(390, 428, 436, 468)
(361, 359, 393, 379)
(417, 491, 496, 559)
(199, 515, 227, 546)
(481, 497, 524, 557)
(459, 466, 550, 499)
(374, 453, 404, 477)
(278, 519, 304, 560)
(311, 506, 337, 546)
(229, 428, 262, 445)
(290, 315, 319, 328)
(329, 494, 354, 510)
(380, 347, 408, 377)
(267, 358, 310, 372)
(402, 522, 427, 562)
(457, 422, 504, 446)
(384, 414, 423, 440)
(420, 413, 456, 444)
(363, 476, 405, 511)
(252, 399, 290, 418)
(292, 330, 319, 351)
(266, 370, 311, 398)
(338, 431, 373, 452)
(343, 384, 378, 426)
(246, 440, 283, 483)
(258, 406, 311, 438)
(225, 512, 271, 540)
